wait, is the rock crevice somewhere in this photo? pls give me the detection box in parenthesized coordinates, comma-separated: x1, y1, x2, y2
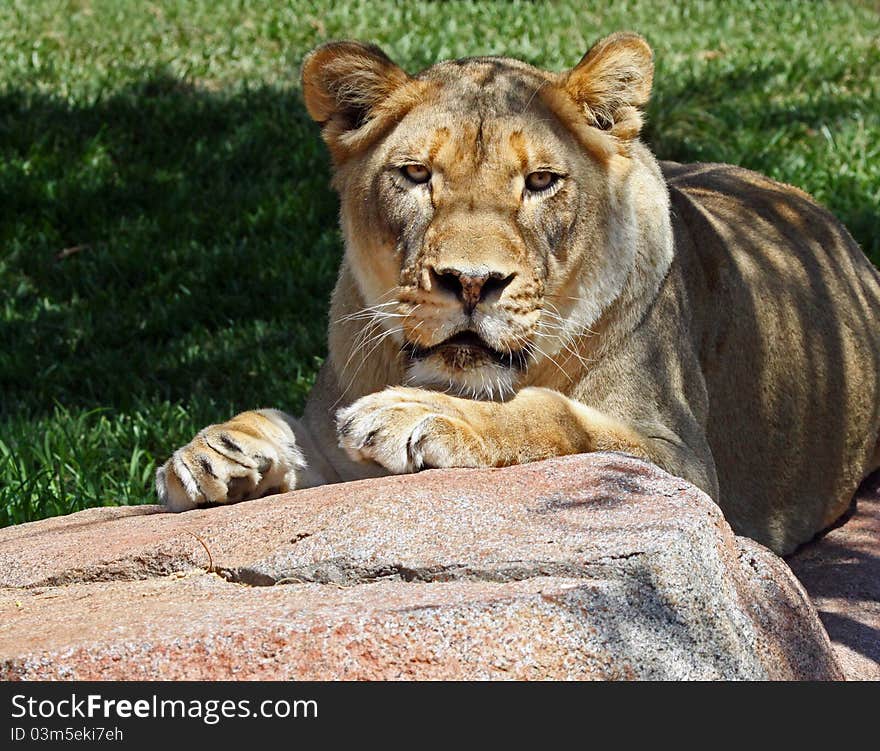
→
(217, 556, 650, 588)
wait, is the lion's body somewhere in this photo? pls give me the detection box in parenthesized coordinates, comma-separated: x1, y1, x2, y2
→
(156, 34, 880, 556)
(665, 161, 880, 551)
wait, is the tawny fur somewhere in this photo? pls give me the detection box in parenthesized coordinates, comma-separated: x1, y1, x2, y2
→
(156, 33, 880, 555)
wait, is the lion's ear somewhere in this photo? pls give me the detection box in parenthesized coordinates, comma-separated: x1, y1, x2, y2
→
(561, 32, 653, 140)
(301, 41, 413, 148)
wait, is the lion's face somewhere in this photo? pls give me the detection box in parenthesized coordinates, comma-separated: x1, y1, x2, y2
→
(345, 68, 608, 399)
(303, 35, 663, 398)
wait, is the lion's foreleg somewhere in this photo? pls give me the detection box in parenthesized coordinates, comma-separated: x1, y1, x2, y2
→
(336, 386, 657, 472)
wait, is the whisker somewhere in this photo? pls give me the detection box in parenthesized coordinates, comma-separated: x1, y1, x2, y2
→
(520, 335, 573, 383)
(332, 299, 423, 409)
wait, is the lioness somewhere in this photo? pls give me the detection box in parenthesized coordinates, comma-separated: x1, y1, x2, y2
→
(156, 33, 880, 555)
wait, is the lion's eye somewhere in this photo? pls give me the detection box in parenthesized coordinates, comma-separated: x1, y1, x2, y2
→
(401, 164, 431, 184)
(525, 171, 559, 192)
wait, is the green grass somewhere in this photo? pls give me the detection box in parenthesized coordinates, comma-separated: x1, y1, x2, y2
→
(2, 0, 878, 526)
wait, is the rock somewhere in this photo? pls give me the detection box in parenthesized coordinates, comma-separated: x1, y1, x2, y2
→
(787, 477, 880, 681)
(0, 453, 842, 680)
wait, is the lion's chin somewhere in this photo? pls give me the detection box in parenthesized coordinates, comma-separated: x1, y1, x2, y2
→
(404, 356, 519, 401)
(402, 331, 526, 400)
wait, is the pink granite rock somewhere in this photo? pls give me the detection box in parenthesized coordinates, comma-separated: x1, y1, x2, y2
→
(0, 453, 843, 680)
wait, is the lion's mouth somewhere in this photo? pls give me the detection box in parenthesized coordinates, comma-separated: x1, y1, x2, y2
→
(404, 331, 527, 370)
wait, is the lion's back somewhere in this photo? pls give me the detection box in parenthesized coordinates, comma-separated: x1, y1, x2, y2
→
(662, 160, 880, 552)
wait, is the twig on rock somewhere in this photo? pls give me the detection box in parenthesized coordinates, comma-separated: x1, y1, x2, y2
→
(183, 529, 214, 573)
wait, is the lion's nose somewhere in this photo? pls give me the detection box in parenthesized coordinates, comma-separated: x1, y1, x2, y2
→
(429, 266, 515, 312)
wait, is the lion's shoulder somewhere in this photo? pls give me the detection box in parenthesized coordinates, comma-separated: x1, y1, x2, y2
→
(660, 160, 864, 265)
(661, 160, 815, 207)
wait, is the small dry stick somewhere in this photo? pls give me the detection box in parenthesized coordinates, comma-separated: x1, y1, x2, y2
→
(183, 529, 214, 573)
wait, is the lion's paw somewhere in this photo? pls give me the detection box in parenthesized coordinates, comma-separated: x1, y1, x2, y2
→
(336, 387, 487, 474)
(156, 411, 305, 511)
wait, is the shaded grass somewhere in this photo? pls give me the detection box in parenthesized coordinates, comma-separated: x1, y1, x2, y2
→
(1, 0, 878, 525)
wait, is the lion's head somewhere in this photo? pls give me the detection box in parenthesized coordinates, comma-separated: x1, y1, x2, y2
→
(302, 32, 673, 399)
